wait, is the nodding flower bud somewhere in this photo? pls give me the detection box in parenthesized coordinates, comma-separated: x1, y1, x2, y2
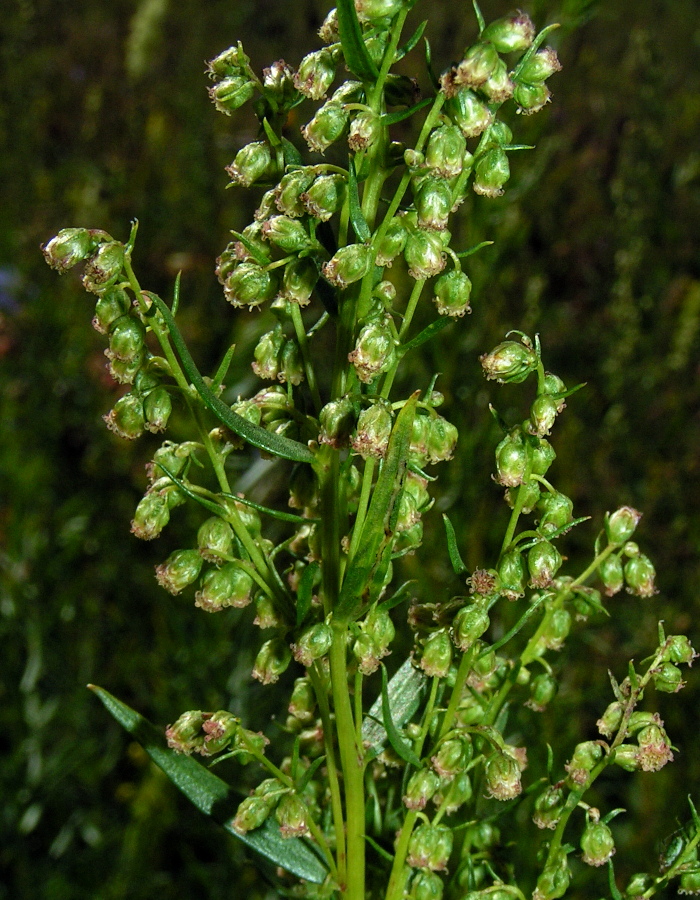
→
(278, 256, 318, 307)
(404, 229, 446, 280)
(419, 628, 453, 677)
(425, 124, 467, 179)
(407, 823, 453, 871)
(199, 710, 240, 755)
(481, 59, 515, 103)
(452, 604, 490, 651)
(207, 43, 248, 79)
(537, 492, 573, 535)
(626, 873, 653, 898)
(318, 8, 339, 43)
(431, 735, 472, 780)
(539, 607, 571, 651)
(165, 710, 208, 754)
(224, 262, 277, 309)
(408, 870, 444, 900)
(262, 216, 315, 254)
(348, 109, 381, 152)
(232, 793, 277, 835)
(481, 13, 535, 53)
(624, 553, 658, 597)
(453, 42, 500, 89)
(302, 101, 348, 154)
(494, 431, 528, 487)
(518, 47, 562, 84)
(415, 177, 453, 231)
(226, 141, 276, 187)
(278, 339, 304, 386)
(355, 0, 408, 21)
(663, 634, 697, 665)
(532, 783, 566, 830)
(480, 338, 538, 383)
(403, 768, 441, 810)
(92, 287, 131, 334)
(653, 661, 685, 694)
(599, 552, 624, 596)
(434, 770, 473, 815)
(351, 402, 393, 459)
(444, 88, 493, 137)
(42, 227, 109, 273)
(596, 701, 624, 738)
(514, 81, 551, 115)
(348, 318, 396, 383)
(375, 217, 408, 267)
(292, 622, 333, 666)
(426, 415, 458, 463)
(301, 173, 346, 221)
(636, 723, 674, 770)
(131, 490, 170, 540)
(529, 394, 560, 437)
(82, 241, 125, 293)
(194, 562, 254, 612)
(254, 594, 281, 630)
(319, 396, 355, 448)
(275, 168, 317, 217)
(252, 637, 292, 685)
(580, 816, 615, 868)
(605, 506, 642, 544)
(143, 386, 172, 433)
(473, 148, 510, 198)
(107, 316, 146, 364)
(432, 269, 472, 317)
(679, 872, 700, 896)
(262, 59, 298, 107)
(565, 740, 604, 787)
(525, 672, 558, 712)
(498, 550, 526, 600)
(289, 677, 316, 724)
(252, 327, 285, 381)
(294, 47, 338, 100)
(155, 549, 203, 595)
(275, 792, 309, 839)
(533, 848, 570, 900)
(208, 75, 256, 114)
(484, 749, 523, 800)
(103, 392, 145, 440)
(197, 517, 234, 563)
(323, 243, 372, 289)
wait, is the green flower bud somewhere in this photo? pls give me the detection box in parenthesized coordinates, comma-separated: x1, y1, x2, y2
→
(405, 229, 446, 280)
(250, 327, 283, 381)
(232, 794, 276, 835)
(518, 48, 562, 84)
(375, 217, 408, 267)
(82, 241, 125, 293)
(352, 402, 393, 459)
(226, 141, 276, 186)
(348, 109, 381, 152)
(526, 672, 558, 711)
(318, 8, 339, 43)
(252, 637, 292, 685)
(143, 386, 172, 433)
(480, 338, 538, 383)
(407, 823, 453, 871)
(580, 817, 615, 867)
(323, 243, 372, 289)
(274, 168, 317, 217)
(540, 606, 571, 651)
(481, 13, 535, 53)
(533, 848, 570, 900)
(197, 516, 234, 563)
(431, 735, 472, 780)
(426, 415, 458, 463)
(208, 75, 256, 114)
(605, 506, 642, 544)
(653, 661, 685, 694)
(408, 870, 444, 900)
(92, 287, 131, 334)
(454, 42, 500, 89)
(261, 59, 298, 106)
(165, 710, 208, 754)
(103, 392, 146, 440)
(599, 552, 624, 596)
(565, 740, 604, 786)
(131, 490, 170, 540)
(611, 744, 640, 772)
(452, 604, 489, 651)
(289, 677, 316, 724)
(155, 549, 203, 595)
(431, 267, 472, 317)
(484, 750, 522, 800)
(498, 550, 526, 600)
(444, 88, 493, 137)
(277, 256, 318, 307)
(254, 594, 281, 630)
(275, 792, 309, 838)
(262, 215, 314, 254)
(626, 873, 653, 897)
(481, 59, 515, 103)
(195, 562, 254, 612)
(207, 43, 248, 79)
(426, 124, 467, 178)
(292, 622, 333, 666)
(537, 492, 573, 535)
(319, 396, 355, 448)
(278, 339, 304, 386)
(355, 0, 408, 21)
(596, 701, 624, 738)
(42, 227, 109, 272)
(106, 316, 146, 364)
(514, 80, 551, 115)
(434, 770, 473, 815)
(352, 631, 383, 675)
(495, 431, 528, 487)
(530, 437, 556, 476)
(663, 634, 697, 665)
(301, 173, 346, 222)
(223, 262, 277, 309)
(532, 783, 566, 830)
(348, 317, 395, 383)
(419, 628, 453, 677)
(624, 553, 657, 597)
(473, 148, 510, 198)
(505, 479, 540, 514)
(302, 101, 348, 154)
(199, 710, 240, 755)
(529, 394, 560, 437)
(404, 768, 441, 810)
(415, 176, 453, 232)
(678, 872, 700, 895)
(393, 519, 424, 555)
(294, 47, 338, 100)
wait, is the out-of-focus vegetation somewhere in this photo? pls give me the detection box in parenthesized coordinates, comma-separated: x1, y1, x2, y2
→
(1, 1, 698, 897)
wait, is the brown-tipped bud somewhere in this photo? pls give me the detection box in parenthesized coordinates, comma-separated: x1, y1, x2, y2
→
(254, 594, 281, 630)
(42, 227, 108, 273)
(663, 634, 698, 665)
(528, 541, 563, 588)
(419, 628, 453, 677)
(565, 740, 604, 786)
(605, 506, 642, 544)
(494, 431, 528, 487)
(533, 848, 570, 900)
(196, 517, 234, 563)
(452, 604, 489, 651)
(481, 337, 538, 383)
(348, 109, 381, 152)
(289, 677, 316, 724)
(252, 327, 285, 381)
(278, 339, 305, 386)
(404, 229, 446, 280)
(596, 701, 624, 738)
(537, 492, 573, 535)
(275, 168, 317, 217)
(431, 735, 472, 780)
(580, 816, 615, 867)
(653, 662, 685, 694)
(275, 792, 310, 839)
(484, 750, 522, 800)
(143, 386, 172, 433)
(624, 553, 657, 597)
(514, 81, 551, 115)
(82, 241, 125, 293)
(352, 402, 393, 459)
(224, 262, 277, 309)
(432, 269, 472, 317)
(92, 287, 131, 334)
(261, 60, 298, 107)
(407, 823, 453, 871)
(404, 768, 441, 810)
(444, 88, 493, 136)
(294, 48, 338, 100)
(375, 217, 408, 267)
(599, 552, 624, 596)
(199, 710, 240, 754)
(426, 415, 458, 463)
(525, 671, 558, 711)
(497, 549, 526, 600)
(301, 173, 346, 222)
(425, 124, 467, 179)
(231, 794, 277, 835)
(318, 8, 339, 43)
(302, 101, 348, 154)
(103, 392, 145, 440)
(532, 783, 566, 830)
(131, 490, 170, 540)
(252, 637, 293, 685)
(292, 622, 333, 666)
(262, 216, 315, 254)
(155, 549, 203, 595)
(278, 256, 318, 307)
(518, 47, 562, 84)
(194, 562, 254, 612)
(473, 148, 510, 198)
(319, 396, 355, 449)
(481, 13, 535, 53)
(528, 393, 560, 437)
(323, 243, 372, 288)
(165, 710, 208, 754)
(454, 42, 500, 88)
(208, 75, 256, 114)
(408, 870, 444, 900)
(415, 176, 452, 232)
(348, 317, 396, 383)
(226, 141, 276, 187)
(107, 316, 146, 363)
(207, 43, 248, 80)
(539, 607, 571, 651)
(481, 59, 514, 103)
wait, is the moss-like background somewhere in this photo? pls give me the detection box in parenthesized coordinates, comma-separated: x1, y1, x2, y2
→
(1, 1, 698, 897)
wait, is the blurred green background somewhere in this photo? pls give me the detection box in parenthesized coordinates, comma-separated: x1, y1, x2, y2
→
(1, 0, 698, 897)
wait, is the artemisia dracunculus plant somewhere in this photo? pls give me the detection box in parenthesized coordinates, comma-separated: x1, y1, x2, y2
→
(42, 1, 698, 898)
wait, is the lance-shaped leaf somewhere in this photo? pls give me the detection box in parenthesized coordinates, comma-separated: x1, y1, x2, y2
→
(89, 685, 329, 884)
(150, 294, 314, 463)
(336, 0, 379, 81)
(361, 658, 426, 756)
(335, 394, 417, 622)
(442, 514, 469, 575)
(348, 157, 371, 243)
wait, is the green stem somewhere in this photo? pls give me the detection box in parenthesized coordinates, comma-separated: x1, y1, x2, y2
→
(438, 645, 477, 741)
(385, 809, 417, 900)
(290, 303, 322, 412)
(347, 457, 376, 565)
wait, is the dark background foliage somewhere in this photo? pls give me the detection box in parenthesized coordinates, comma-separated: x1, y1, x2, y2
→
(1, 1, 698, 897)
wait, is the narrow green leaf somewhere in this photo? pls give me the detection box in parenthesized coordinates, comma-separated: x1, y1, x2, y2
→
(362, 658, 426, 752)
(159, 465, 227, 517)
(512, 23, 560, 80)
(229, 230, 270, 266)
(261, 117, 282, 149)
(297, 755, 326, 794)
(172, 270, 181, 315)
(89, 686, 328, 884)
(455, 240, 494, 259)
(212, 344, 236, 392)
(336, 0, 379, 80)
(220, 491, 320, 525)
(364, 835, 394, 863)
(399, 316, 452, 354)
(282, 137, 303, 167)
(442, 514, 469, 575)
(378, 579, 415, 613)
(607, 858, 624, 900)
(486, 592, 547, 655)
(423, 38, 439, 90)
(381, 97, 432, 126)
(348, 157, 371, 243)
(472, 0, 486, 33)
(151, 294, 314, 463)
(380, 665, 422, 767)
(297, 560, 319, 627)
(396, 20, 427, 61)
